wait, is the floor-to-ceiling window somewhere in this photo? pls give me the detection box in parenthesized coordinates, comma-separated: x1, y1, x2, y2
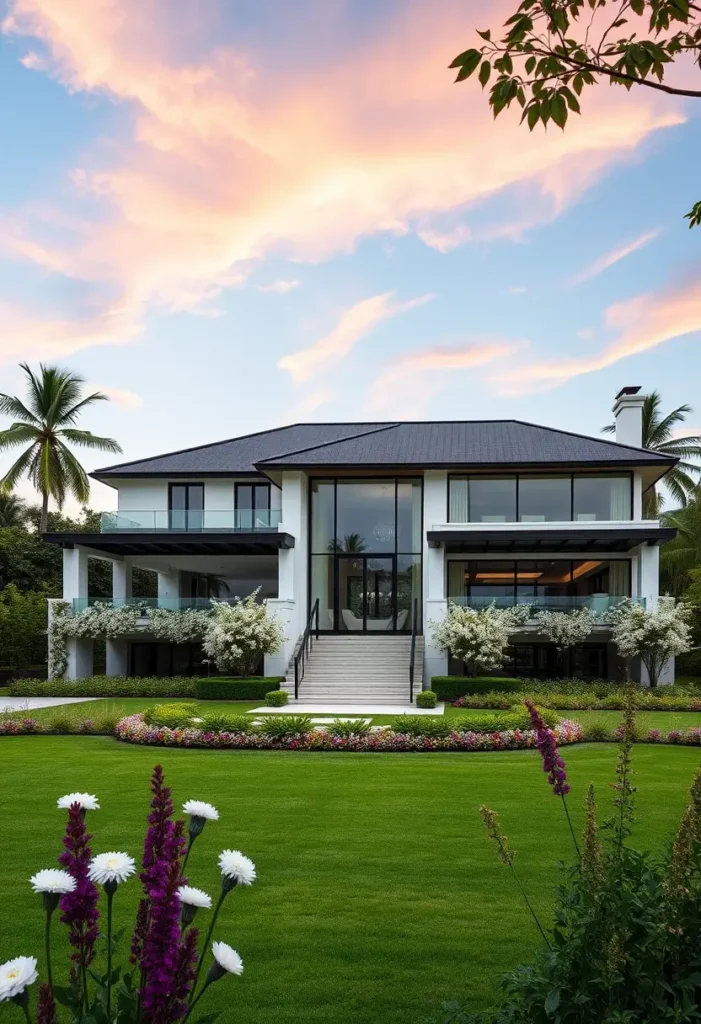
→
(309, 478, 422, 631)
(447, 558, 630, 609)
(448, 473, 632, 523)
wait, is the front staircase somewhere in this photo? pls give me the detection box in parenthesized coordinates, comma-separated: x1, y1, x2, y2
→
(283, 634, 424, 705)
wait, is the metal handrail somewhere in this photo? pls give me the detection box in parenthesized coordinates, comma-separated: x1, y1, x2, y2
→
(294, 598, 320, 700)
(409, 598, 418, 704)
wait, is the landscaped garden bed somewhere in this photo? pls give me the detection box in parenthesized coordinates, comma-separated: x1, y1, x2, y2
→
(435, 676, 701, 711)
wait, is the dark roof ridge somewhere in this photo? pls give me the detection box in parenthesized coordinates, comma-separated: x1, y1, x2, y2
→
(256, 423, 401, 464)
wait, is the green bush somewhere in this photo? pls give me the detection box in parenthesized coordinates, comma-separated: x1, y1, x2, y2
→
(194, 677, 284, 701)
(199, 713, 257, 733)
(10, 676, 197, 698)
(416, 689, 437, 708)
(390, 716, 454, 738)
(582, 720, 614, 742)
(452, 705, 559, 733)
(258, 715, 313, 740)
(143, 702, 199, 728)
(431, 676, 522, 700)
(326, 718, 371, 738)
(265, 689, 289, 707)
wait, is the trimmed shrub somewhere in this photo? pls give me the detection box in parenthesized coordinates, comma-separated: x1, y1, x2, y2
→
(431, 676, 522, 700)
(326, 718, 371, 738)
(10, 676, 197, 698)
(143, 702, 199, 728)
(258, 715, 313, 740)
(194, 677, 284, 701)
(199, 713, 257, 733)
(265, 689, 289, 707)
(451, 705, 558, 733)
(390, 716, 453, 738)
(581, 720, 614, 742)
(416, 689, 437, 709)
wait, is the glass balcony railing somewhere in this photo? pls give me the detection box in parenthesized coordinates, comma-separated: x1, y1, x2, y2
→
(100, 509, 282, 533)
(71, 597, 240, 615)
(449, 595, 644, 614)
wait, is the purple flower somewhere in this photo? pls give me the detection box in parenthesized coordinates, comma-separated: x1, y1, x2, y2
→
(526, 702, 570, 797)
(37, 983, 58, 1024)
(58, 803, 100, 969)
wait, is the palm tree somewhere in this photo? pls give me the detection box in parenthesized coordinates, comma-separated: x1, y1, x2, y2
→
(0, 363, 122, 532)
(0, 490, 27, 528)
(660, 496, 701, 597)
(602, 391, 701, 516)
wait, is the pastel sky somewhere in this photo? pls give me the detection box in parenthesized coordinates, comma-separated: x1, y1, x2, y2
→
(0, 0, 700, 513)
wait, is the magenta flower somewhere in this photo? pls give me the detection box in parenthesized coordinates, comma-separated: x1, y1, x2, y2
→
(526, 702, 570, 797)
(58, 803, 100, 970)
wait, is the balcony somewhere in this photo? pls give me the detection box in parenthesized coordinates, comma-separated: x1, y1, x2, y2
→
(449, 595, 644, 614)
(71, 597, 240, 615)
(100, 510, 282, 533)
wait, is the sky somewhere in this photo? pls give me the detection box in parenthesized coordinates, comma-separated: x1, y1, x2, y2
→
(0, 0, 699, 514)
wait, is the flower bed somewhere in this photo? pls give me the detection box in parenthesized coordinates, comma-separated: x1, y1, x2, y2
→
(114, 713, 584, 751)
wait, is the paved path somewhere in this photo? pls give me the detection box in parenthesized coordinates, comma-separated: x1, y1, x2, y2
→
(250, 703, 445, 716)
(1, 696, 102, 712)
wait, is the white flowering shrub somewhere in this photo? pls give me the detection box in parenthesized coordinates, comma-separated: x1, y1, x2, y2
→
(610, 597, 693, 687)
(431, 603, 527, 676)
(148, 607, 210, 644)
(202, 590, 285, 676)
(48, 601, 145, 678)
(534, 608, 597, 650)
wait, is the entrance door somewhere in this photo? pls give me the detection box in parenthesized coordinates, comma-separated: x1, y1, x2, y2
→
(335, 555, 396, 631)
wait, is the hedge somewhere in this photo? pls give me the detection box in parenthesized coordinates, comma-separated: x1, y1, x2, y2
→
(678, 649, 701, 678)
(431, 676, 522, 700)
(194, 677, 284, 700)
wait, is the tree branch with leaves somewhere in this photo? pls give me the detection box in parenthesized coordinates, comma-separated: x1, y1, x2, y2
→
(451, 0, 701, 226)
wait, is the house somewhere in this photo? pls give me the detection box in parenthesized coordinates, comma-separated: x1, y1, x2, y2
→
(44, 387, 677, 697)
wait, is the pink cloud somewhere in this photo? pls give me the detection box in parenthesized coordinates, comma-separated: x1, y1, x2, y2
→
(258, 279, 302, 294)
(570, 229, 661, 286)
(94, 385, 143, 408)
(0, 0, 686, 361)
(495, 277, 701, 395)
(366, 339, 520, 416)
(278, 291, 434, 383)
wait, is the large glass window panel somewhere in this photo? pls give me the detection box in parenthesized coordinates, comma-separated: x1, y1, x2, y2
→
(397, 479, 422, 552)
(469, 478, 517, 523)
(571, 560, 630, 599)
(310, 555, 335, 630)
(448, 561, 468, 601)
(364, 557, 394, 629)
(519, 476, 571, 522)
(337, 556, 366, 630)
(470, 561, 515, 604)
(573, 475, 631, 521)
(517, 560, 571, 607)
(336, 479, 395, 552)
(397, 555, 422, 631)
(310, 481, 335, 553)
(448, 477, 469, 523)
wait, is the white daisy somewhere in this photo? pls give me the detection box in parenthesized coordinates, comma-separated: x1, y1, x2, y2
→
(0, 956, 38, 1002)
(29, 869, 75, 895)
(57, 792, 100, 812)
(218, 850, 256, 886)
(177, 885, 212, 909)
(88, 852, 136, 886)
(183, 800, 219, 821)
(212, 942, 243, 976)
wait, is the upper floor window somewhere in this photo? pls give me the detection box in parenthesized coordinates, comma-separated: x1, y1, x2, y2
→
(168, 483, 204, 530)
(448, 473, 632, 523)
(235, 482, 271, 529)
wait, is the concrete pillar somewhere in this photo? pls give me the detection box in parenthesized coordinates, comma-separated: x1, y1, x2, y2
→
(632, 472, 643, 520)
(62, 546, 93, 680)
(112, 558, 132, 603)
(278, 471, 308, 638)
(106, 558, 132, 677)
(157, 567, 180, 608)
(264, 599, 296, 677)
(422, 472, 448, 688)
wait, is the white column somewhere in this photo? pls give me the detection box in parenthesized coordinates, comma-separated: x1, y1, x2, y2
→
(277, 471, 308, 639)
(106, 558, 132, 677)
(422, 471, 448, 687)
(632, 472, 643, 520)
(62, 546, 93, 680)
(157, 567, 180, 606)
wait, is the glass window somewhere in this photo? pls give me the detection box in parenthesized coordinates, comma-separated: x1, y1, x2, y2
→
(397, 554, 422, 630)
(519, 476, 571, 522)
(571, 560, 630, 598)
(336, 479, 395, 552)
(470, 561, 515, 603)
(469, 478, 516, 523)
(517, 561, 571, 606)
(396, 479, 422, 552)
(448, 477, 469, 523)
(573, 475, 631, 521)
(310, 481, 335, 552)
(310, 555, 335, 630)
(448, 561, 468, 601)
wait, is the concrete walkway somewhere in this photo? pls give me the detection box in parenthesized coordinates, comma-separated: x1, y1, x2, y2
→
(1, 696, 101, 712)
(251, 703, 445, 716)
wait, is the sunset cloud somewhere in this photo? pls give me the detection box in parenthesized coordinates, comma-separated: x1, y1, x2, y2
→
(366, 339, 519, 416)
(95, 386, 143, 409)
(570, 229, 661, 286)
(0, 0, 685, 361)
(278, 291, 434, 383)
(258, 280, 302, 294)
(495, 277, 701, 395)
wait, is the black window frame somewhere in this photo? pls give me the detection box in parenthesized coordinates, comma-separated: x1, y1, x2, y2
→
(234, 482, 271, 512)
(447, 471, 634, 524)
(447, 557, 632, 601)
(168, 482, 205, 531)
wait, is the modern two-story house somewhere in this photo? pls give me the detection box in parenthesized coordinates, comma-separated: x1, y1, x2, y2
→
(44, 387, 677, 697)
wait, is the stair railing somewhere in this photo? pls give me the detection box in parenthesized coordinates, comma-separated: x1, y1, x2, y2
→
(294, 598, 320, 700)
(409, 598, 419, 704)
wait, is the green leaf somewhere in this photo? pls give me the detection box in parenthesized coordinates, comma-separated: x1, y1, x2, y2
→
(550, 92, 568, 128)
(545, 988, 561, 1015)
(479, 60, 491, 87)
(525, 55, 536, 75)
(450, 48, 481, 70)
(527, 102, 540, 130)
(454, 50, 482, 81)
(476, 28, 491, 41)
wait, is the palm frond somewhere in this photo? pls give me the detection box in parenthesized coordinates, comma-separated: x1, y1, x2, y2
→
(57, 442, 91, 504)
(601, 422, 616, 435)
(0, 444, 40, 494)
(656, 438, 701, 458)
(0, 424, 42, 451)
(0, 394, 40, 424)
(58, 392, 110, 426)
(58, 428, 122, 453)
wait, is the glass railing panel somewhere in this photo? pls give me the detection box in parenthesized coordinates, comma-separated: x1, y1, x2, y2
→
(447, 595, 642, 614)
(100, 509, 282, 533)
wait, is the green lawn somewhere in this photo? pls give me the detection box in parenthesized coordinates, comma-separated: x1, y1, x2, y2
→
(1, 738, 700, 1023)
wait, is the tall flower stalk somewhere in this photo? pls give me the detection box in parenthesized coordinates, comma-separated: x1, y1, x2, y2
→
(526, 702, 580, 860)
(57, 804, 100, 1009)
(608, 686, 637, 859)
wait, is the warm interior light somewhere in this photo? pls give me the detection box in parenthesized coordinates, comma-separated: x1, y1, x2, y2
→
(571, 560, 602, 579)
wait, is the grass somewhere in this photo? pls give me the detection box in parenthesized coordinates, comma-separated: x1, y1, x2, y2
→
(0, 739, 699, 1023)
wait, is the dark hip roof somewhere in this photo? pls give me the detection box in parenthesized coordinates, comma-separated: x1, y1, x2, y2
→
(92, 419, 676, 479)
